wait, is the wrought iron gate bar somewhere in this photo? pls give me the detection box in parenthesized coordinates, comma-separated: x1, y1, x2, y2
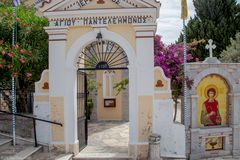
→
(104, 42, 115, 62)
(77, 71, 88, 150)
(106, 46, 120, 63)
(77, 63, 95, 68)
(108, 51, 124, 64)
(79, 53, 97, 67)
(109, 54, 127, 65)
(103, 41, 110, 61)
(78, 67, 128, 71)
(110, 62, 129, 67)
(101, 41, 104, 61)
(90, 43, 99, 61)
(77, 40, 129, 70)
(96, 42, 101, 61)
(85, 46, 100, 62)
(81, 51, 98, 64)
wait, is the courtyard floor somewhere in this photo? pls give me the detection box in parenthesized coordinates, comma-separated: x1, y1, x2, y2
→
(75, 121, 129, 158)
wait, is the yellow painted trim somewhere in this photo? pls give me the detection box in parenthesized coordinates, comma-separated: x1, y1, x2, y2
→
(154, 93, 172, 100)
(138, 96, 153, 142)
(50, 97, 65, 141)
(34, 96, 49, 102)
(97, 70, 124, 120)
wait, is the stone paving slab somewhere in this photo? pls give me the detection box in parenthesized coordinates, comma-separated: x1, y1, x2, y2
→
(27, 150, 69, 160)
(202, 157, 240, 160)
(0, 138, 11, 147)
(0, 140, 33, 159)
(6, 146, 42, 160)
(87, 121, 129, 148)
(76, 121, 129, 159)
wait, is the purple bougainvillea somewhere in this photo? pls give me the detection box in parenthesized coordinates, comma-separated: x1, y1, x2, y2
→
(154, 35, 196, 121)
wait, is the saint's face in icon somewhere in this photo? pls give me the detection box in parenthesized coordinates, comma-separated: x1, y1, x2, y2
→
(208, 90, 215, 98)
(201, 88, 222, 127)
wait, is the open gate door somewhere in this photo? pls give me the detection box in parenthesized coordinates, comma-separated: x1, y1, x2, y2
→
(77, 70, 88, 150)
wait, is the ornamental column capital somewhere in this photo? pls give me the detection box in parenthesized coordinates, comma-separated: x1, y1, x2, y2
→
(44, 26, 69, 41)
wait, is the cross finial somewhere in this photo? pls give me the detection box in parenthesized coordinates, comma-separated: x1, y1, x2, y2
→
(205, 39, 216, 58)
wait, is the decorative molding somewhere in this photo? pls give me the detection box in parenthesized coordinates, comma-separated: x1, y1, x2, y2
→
(136, 36, 154, 39)
(42, 82, 49, 90)
(192, 68, 236, 93)
(97, 0, 106, 4)
(36, 0, 159, 12)
(155, 80, 164, 88)
(50, 15, 153, 27)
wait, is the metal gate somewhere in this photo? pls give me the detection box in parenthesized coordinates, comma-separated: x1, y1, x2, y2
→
(76, 37, 129, 151)
(77, 70, 88, 150)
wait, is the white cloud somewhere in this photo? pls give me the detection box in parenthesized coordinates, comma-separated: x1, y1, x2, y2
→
(157, 0, 197, 44)
(157, 0, 240, 44)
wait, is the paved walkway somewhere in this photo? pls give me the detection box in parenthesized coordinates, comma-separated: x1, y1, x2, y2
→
(75, 121, 129, 158)
(202, 156, 240, 160)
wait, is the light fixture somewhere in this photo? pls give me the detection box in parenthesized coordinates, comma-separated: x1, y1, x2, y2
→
(96, 32, 103, 43)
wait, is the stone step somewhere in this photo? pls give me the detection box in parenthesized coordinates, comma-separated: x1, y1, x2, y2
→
(4, 146, 42, 160)
(161, 154, 186, 160)
(0, 137, 12, 148)
(56, 154, 74, 160)
(74, 158, 132, 160)
(73, 153, 132, 160)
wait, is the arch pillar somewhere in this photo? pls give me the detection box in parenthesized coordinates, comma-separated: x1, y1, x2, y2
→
(130, 26, 155, 158)
(44, 26, 70, 152)
(65, 28, 142, 156)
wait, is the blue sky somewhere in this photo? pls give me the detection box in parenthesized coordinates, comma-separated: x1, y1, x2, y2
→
(157, 0, 240, 44)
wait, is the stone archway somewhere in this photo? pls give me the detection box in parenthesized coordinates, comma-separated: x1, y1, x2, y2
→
(34, 1, 159, 158)
(62, 28, 141, 156)
(75, 37, 131, 154)
(37, 24, 155, 158)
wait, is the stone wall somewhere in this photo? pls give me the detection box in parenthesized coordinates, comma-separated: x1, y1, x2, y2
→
(91, 70, 129, 122)
(0, 113, 33, 138)
(187, 63, 240, 96)
(0, 90, 11, 112)
(186, 61, 240, 159)
(153, 67, 186, 158)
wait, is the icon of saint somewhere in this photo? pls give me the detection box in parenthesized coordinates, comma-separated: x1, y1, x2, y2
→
(201, 88, 221, 126)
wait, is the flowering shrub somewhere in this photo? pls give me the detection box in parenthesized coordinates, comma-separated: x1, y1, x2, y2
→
(0, 1, 48, 113)
(154, 35, 195, 93)
(0, 3, 48, 89)
(0, 42, 32, 78)
(154, 35, 196, 121)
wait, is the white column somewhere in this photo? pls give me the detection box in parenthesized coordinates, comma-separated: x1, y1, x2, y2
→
(135, 26, 155, 96)
(64, 66, 78, 152)
(45, 27, 69, 97)
(129, 63, 138, 144)
(129, 66, 138, 145)
(134, 26, 155, 144)
(45, 27, 71, 150)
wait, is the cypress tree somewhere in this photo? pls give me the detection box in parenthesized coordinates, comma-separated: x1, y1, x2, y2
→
(220, 32, 240, 63)
(179, 0, 240, 60)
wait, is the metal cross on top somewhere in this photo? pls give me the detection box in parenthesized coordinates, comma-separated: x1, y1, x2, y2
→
(205, 39, 216, 58)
